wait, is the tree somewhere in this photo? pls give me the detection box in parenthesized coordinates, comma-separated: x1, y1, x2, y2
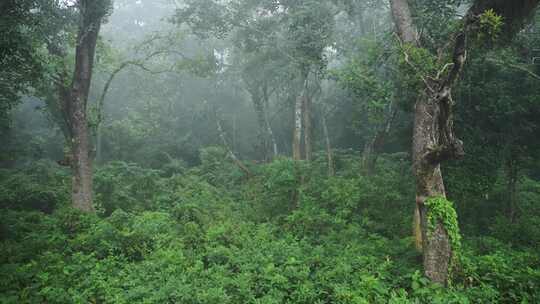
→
(48, 0, 112, 211)
(176, 0, 335, 161)
(283, 0, 334, 161)
(390, 0, 540, 285)
(0, 0, 111, 211)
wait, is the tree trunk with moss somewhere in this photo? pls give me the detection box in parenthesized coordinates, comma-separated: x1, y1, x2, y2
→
(391, 0, 540, 285)
(390, 0, 464, 285)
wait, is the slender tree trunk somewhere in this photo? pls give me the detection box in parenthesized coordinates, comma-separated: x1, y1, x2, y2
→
(505, 156, 519, 223)
(302, 85, 312, 161)
(361, 138, 377, 176)
(266, 112, 278, 157)
(216, 117, 252, 178)
(94, 62, 127, 164)
(232, 114, 237, 152)
(322, 114, 334, 176)
(262, 84, 278, 158)
(93, 53, 167, 165)
(292, 76, 307, 160)
(96, 124, 103, 163)
(252, 94, 269, 160)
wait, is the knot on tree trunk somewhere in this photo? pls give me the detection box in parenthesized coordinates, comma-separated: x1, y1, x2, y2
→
(425, 139, 464, 164)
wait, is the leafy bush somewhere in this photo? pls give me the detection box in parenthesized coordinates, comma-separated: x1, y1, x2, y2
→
(93, 161, 163, 214)
(1, 156, 540, 303)
(0, 160, 69, 212)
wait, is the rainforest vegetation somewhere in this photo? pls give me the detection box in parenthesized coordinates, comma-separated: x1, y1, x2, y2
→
(1, 0, 540, 303)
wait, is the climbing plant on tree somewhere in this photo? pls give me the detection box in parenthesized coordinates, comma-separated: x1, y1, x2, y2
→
(389, 0, 540, 285)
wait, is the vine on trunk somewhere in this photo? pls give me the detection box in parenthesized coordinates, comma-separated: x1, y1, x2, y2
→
(424, 196, 462, 266)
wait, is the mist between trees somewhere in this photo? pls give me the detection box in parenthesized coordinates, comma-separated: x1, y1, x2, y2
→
(1, 0, 540, 302)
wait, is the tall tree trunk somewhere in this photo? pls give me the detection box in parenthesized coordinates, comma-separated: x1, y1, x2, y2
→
(253, 94, 269, 160)
(389, 0, 538, 285)
(361, 137, 377, 176)
(302, 85, 312, 161)
(265, 111, 278, 157)
(96, 124, 103, 164)
(390, 0, 465, 284)
(292, 75, 307, 160)
(412, 90, 464, 284)
(71, 97, 93, 212)
(322, 114, 334, 176)
(389, 0, 418, 44)
(70, 1, 103, 212)
(505, 156, 519, 223)
(390, 0, 426, 255)
(262, 84, 278, 158)
(216, 117, 252, 178)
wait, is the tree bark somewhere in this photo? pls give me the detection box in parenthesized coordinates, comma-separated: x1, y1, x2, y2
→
(252, 92, 269, 160)
(389, 0, 427, 257)
(412, 90, 463, 284)
(505, 156, 519, 223)
(69, 0, 104, 212)
(302, 83, 312, 161)
(389, 0, 418, 44)
(322, 114, 334, 176)
(390, 0, 540, 284)
(361, 137, 378, 176)
(390, 0, 466, 285)
(265, 110, 278, 158)
(262, 84, 278, 158)
(292, 75, 307, 160)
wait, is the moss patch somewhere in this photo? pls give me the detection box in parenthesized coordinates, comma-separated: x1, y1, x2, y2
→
(424, 196, 462, 254)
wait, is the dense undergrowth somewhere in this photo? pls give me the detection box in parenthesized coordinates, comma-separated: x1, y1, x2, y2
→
(1, 149, 540, 303)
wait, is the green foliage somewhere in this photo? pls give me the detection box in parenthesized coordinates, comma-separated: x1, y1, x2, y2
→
(246, 157, 305, 220)
(424, 196, 462, 255)
(333, 38, 396, 136)
(93, 161, 163, 214)
(196, 146, 244, 187)
(0, 160, 69, 212)
(1, 156, 540, 303)
(477, 9, 504, 44)
(0, 0, 70, 127)
(3, 0, 540, 301)
(398, 44, 440, 92)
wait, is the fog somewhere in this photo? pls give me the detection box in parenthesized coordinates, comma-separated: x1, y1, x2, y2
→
(2, 0, 540, 300)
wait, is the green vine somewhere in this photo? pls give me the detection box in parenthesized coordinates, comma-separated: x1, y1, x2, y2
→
(424, 196, 462, 277)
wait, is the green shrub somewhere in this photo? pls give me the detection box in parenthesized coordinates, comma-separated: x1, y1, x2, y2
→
(0, 160, 69, 212)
